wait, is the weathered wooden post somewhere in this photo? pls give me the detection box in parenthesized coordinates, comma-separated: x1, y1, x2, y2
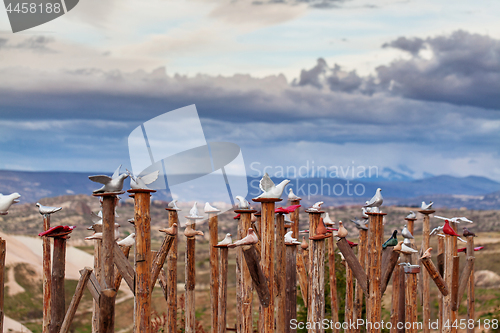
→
(285, 240, 299, 333)
(60, 267, 93, 333)
(297, 239, 309, 307)
(390, 261, 401, 333)
(418, 209, 434, 333)
(345, 263, 354, 333)
(128, 188, 154, 333)
(443, 234, 453, 333)
(235, 207, 257, 333)
(207, 204, 221, 333)
(438, 235, 445, 330)
(366, 211, 385, 333)
(252, 197, 281, 333)
(166, 204, 180, 332)
(42, 214, 53, 333)
(354, 225, 368, 325)
(216, 243, 229, 333)
(327, 236, 338, 332)
(0, 238, 5, 333)
(404, 264, 420, 333)
(466, 236, 475, 333)
(275, 208, 287, 333)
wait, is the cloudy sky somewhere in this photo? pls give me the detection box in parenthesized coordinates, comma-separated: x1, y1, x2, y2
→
(0, 0, 499, 181)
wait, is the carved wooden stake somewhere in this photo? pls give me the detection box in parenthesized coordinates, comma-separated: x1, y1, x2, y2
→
(366, 212, 385, 333)
(307, 210, 321, 321)
(451, 256, 460, 318)
(276, 211, 286, 333)
(438, 235, 445, 332)
(92, 239, 102, 333)
(99, 289, 117, 333)
(397, 261, 405, 333)
(354, 228, 367, 327)
(217, 246, 229, 333)
(451, 223, 459, 333)
(443, 235, 453, 333)
(381, 248, 401, 295)
(289, 198, 301, 239)
(454, 256, 474, 310)
(296, 245, 308, 307)
(418, 210, 433, 333)
(327, 236, 338, 332)
(241, 244, 270, 307)
(252, 197, 281, 333)
(129, 189, 154, 333)
(51, 235, 69, 333)
(308, 210, 326, 333)
(151, 233, 175, 289)
(466, 236, 475, 333)
(60, 267, 93, 333)
(235, 209, 257, 333)
(390, 261, 401, 333)
(345, 263, 354, 333)
(185, 222, 197, 333)
(208, 211, 219, 333)
(114, 246, 131, 291)
(285, 243, 298, 333)
(42, 214, 52, 333)
(0, 238, 5, 333)
(421, 257, 449, 296)
(404, 265, 420, 333)
(166, 208, 179, 332)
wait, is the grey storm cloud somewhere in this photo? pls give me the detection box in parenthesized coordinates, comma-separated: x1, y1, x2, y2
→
(382, 36, 425, 56)
(0, 36, 55, 53)
(252, 0, 347, 8)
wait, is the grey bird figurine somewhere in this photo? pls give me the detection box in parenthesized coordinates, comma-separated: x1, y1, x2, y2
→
(350, 218, 369, 230)
(364, 188, 383, 212)
(127, 169, 159, 190)
(168, 200, 181, 211)
(288, 188, 301, 201)
(235, 196, 250, 209)
(401, 224, 414, 239)
(256, 173, 290, 199)
(89, 165, 129, 194)
(36, 202, 62, 215)
(421, 201, 434, 210)
(406, 211, 416, 219)
(0, 192, 21, 215)
(463, 227, 476, 237)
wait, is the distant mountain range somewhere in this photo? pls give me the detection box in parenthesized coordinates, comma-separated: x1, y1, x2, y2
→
(0, 169, 499, 209)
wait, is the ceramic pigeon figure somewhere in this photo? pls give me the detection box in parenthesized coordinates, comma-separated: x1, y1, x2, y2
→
(284, 230, 301, 245)
(406, 211, 416, 219)
(308, 201, 324, 212)
(168, 200, 181, 211)
(400, 243, 418, 254)
(430, 226, 443, 236)
(420, 247, 432, 259)
(337, 221, 348, 238)
(256, 173, 290, 199)
(204, 202, 220, 213)
(382, 230, 398, 249)
(301, 237, 308, 250)
(435, 215, 473, 224)
(364, 188, 383, 211)
(36, 202, 62, 215)
(85, 224, 120, 240)
(39, 225, 76, 237)
(184, 224, 204, 237)
(0, 192, 21, 215)
(421, 201, 434, 210)
(117, 233, 136, 247)
(322, 212, 335, 225)
(350, 218, 368, 230)
(159, 223, 178, 236)
(127, 169, 159, 190)
(463, 227, 476, 237)
(402, 225, 414, 239)
(89, 165, 129, 194)
(217, 233, 232, 246)
(443, 220, 460, 237)
(228, 228, 259, 247)
(235, 196, 250, 209)
(188, 202, 203, 218)
(361, 207, 370, 219)
(288, 188, 301, 201)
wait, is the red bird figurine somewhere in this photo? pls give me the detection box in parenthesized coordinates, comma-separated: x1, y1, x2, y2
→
(285, 204, 301, 213)
(443, 220, 460, 237)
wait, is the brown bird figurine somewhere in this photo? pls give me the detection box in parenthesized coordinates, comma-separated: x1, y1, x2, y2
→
(462, 227, 476, 237)
(393, 240, 403, 252)
(228, 228, 259, 247)
(420, 247, 432, 259)
(301, 237, 309, 250)
(337, 221, 348, 238)
(160, 223, 178, 236)
(184, 224, 204, 238)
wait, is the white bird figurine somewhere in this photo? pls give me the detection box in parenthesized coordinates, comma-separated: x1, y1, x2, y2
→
(288, 188, 301, 201)
(0, 193, 21, 215)
(435, 216, 473, 224)
(217, 233, 232, 246)
(36, 202, 62, 215)
(117, 233, 136, 247)
(85, 224, 120, 240)
(284, 230, 301, 245)
(430, 226, 443, 236)
(364, 188, 383, 212)
(400, 243, 418, 254)
(401, 225, 414, 239)
(421, 201, 434, 210)
(85, 232, 103, 240)
(168, 200, 181, 211)
(235, 196, 250, 209)
(204, 202, 220, 213)
(256, 173, 290, 199)
(127, 169, 159, 190)
(361, 207, 370, 218)
(188, 202, 202, 218)
(228, 228, 259, 247)
(322, 212, 335, 225)
(89, 165, 129, 194)
(308, 201, 324, 212)
(406, 211, 416, 219)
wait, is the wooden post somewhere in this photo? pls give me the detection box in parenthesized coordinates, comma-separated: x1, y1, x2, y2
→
(252, 198, 281, 333)
(366, 212, 385, 333)
(218, 246, 229, 333)
(381, 248, 401, 294)
(336, 238, 368, 294)
(129, 189, 154, 333)
(454, 256, 474, 310)
(51, 236, 68, 333)
(92, 238, 102, 333)
(276, 212, 286, 333)
(114, 246, 131, 290)
(290, 198, 301, 239)
(208, 211, 220, 333)
(285, 243, 298, 333)
(418, 210, 433, 333)
(308, 210, 326, 333)
(151, 233, 176, 289)
(234, 209, 257, 333)
(397, 262, 405, 333)
(443, 235, 453, 333)
(354, 228, 368, 326)
(60, 267, 93, 333)
(166, 208, 179, 333)
(185, 224, 197, 333)
(42, 214, 52, 333)
(404, 265, 420, 333)
(450, 223, 459, 333)
(241, 245, 271, 307)
(296, 247, 308, 307)
(438, 236, 445, 331)
(307, 210, 321, 321)
(421, 257, 449, 296)
(345, 264, 354, 333)
(328, 236, 338, 332)
(99, 289, 117, 333)
(0, 238, 5, 333)
(390, 261, 401, 333)
(466, 236, 475, 333)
